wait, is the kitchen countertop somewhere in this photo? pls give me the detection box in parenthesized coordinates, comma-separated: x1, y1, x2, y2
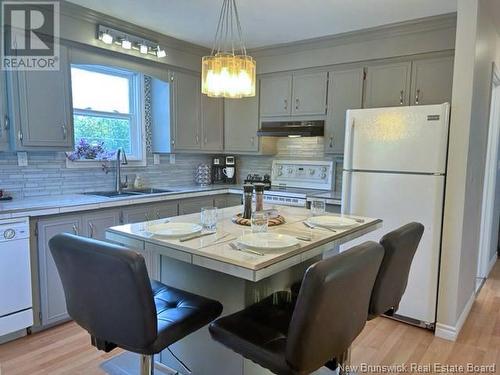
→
(106, 205, 380, 281)
(0, 185, 342, 219)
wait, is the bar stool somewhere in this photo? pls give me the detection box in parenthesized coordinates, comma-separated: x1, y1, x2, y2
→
(49, 233, 223, 375)
(208, 241, 384, 375)
(368, 222, 424, 319)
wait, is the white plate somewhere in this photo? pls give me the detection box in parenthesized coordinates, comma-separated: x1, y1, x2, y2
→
(147, 222, 202, 238)
(307, 215, 358, 229)
(237, 233, 299, 252)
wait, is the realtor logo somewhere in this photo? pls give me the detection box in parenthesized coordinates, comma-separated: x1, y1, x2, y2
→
(1, 1, 60, 70)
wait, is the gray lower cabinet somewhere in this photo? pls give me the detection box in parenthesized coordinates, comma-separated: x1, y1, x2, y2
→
(122, 202, 178, 223)
(213, 193, 242, 209)
(37, 209, 120, 327)
(172, 71, 201, 151)
(325, 68, 364, 154)
(37, 215, 81, 326)
(326, 204, 341, 214)
(0, 72, 8, 151)
(410, 56, 454, 105)
(224, 84, 260, 153)
(178, 196, 215, 215)
(364, 61, 412, 108)
(7, 45, 73, 150)
(82, 210, 120, 241)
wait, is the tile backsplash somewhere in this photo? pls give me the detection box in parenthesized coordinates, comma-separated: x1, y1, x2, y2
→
(0, 137, 343, 199)
(0, 152, 211, 199)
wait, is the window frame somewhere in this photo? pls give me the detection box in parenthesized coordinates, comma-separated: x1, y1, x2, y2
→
(67, 64, 146, 167)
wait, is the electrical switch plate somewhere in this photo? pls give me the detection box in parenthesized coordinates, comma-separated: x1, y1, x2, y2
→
(169, 154, 175, 164)
(153, 154, 160, 165)
(17, 152, 28, 167)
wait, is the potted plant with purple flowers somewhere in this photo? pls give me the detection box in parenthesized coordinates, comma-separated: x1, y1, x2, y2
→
(66, 139, 116, 161)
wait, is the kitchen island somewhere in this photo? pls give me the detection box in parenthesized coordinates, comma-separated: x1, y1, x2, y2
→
(106, 206, 382, 375)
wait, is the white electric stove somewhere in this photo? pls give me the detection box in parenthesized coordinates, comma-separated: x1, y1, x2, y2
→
(262, 160, 334, 207)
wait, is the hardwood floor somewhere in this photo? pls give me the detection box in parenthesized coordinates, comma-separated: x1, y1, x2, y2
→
(1, 261, 499, 375)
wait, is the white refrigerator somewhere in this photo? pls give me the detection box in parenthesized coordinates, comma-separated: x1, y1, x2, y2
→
(341, 103, 450, 327)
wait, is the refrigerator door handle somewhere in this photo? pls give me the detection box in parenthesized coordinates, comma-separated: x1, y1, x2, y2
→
(344, 116, 356, 170)
(341, 171, 352, 214)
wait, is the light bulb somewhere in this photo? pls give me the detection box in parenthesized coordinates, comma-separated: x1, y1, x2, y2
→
(156, 47, 166, 58)
(139, 44, 148, 54)
(100, 32, 113, 45)
(121, 39, 132, 49)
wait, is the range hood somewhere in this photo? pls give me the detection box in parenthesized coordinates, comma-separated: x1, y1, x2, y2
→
(257, 120, 324, 137)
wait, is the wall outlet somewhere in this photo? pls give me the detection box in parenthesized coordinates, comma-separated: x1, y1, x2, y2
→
(153, 154, 160, 165)
(17, 152, 28, 167)
(170, 154, 176, 164)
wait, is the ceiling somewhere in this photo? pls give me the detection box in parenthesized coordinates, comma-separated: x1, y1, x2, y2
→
(66, 0, 457, 49)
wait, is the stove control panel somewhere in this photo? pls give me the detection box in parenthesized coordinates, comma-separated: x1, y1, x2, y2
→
(271, 160, 333, 190)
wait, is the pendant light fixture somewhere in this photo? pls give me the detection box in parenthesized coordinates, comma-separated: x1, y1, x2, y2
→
(202, 0, 256, 98)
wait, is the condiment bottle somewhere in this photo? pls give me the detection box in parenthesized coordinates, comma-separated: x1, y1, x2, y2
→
(243, 184, 254, 219)
(254, 183, 265, 212)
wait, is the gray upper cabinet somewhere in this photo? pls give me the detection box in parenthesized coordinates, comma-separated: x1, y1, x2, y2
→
(201, 95, 224, 151)
(224, 84, 260, 153)
(364, 61, 412, 108)
(291, 72, 328, 116)
(410, 56, 454, 106)
(172, 71, 201, 151)
(325, 68, 364, 154)
(260, 76, 292, 117)
(8, 45, 73, 150)
(0, 72, 8, 151)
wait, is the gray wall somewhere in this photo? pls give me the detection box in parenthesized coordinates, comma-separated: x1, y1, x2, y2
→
(250, 14, 457, 74)
(437, 0, 500, 336)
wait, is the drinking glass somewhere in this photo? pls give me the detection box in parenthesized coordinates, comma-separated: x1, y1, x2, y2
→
(310, 199, 326, 216)
(201, 207, 218, 232)
(251, 211, 268, 233)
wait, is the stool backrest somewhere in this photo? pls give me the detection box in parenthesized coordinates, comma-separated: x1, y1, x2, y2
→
(285, 241, 384, 373)
(49, 233, 157, 349)
(369, 222, 424, 318)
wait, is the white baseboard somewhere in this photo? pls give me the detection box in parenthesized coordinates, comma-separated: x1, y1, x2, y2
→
(435, 292, 475, 341)
(487, 256, 497, 276)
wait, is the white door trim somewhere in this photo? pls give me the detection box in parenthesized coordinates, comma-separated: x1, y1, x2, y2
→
(477, 63, 500, 282)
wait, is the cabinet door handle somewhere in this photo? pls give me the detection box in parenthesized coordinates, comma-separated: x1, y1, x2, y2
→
(61, 125, 67, 140)
(195, 134, 199, 144)
(284, 99, 288, 110)
(155, 209, 160, 220)
(145, 213, 150, 222)
(4, 115, 9, 131)
(415, 89, 420, 105)
(329, 137, 333, 148)
(399, 90, 404, 105)
(88, 222, 95, 238)
(18, 130, 23, 142)
(295, 98, 300, 110)
(72, 224, 79, 236)
(250, 136, 255, 145)
(204, 137, 207, 144)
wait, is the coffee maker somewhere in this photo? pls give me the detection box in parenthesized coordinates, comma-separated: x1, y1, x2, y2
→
(223, 156, 237, 184)
(212, 156, 225, 184)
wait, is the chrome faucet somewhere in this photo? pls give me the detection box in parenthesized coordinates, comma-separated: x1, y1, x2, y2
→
(115, 148, 128, 194)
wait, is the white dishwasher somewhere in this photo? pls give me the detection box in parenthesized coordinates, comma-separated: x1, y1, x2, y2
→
(0, 217, 33, 336)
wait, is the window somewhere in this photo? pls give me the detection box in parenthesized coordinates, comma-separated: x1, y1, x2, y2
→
(70, 65, 144, 161)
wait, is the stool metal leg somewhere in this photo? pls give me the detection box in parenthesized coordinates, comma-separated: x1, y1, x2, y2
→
(338, 346, 352, 375)
(140, 354, 154, 375)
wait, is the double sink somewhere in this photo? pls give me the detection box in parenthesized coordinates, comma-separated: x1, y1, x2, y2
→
(84, 188, 176, 198)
